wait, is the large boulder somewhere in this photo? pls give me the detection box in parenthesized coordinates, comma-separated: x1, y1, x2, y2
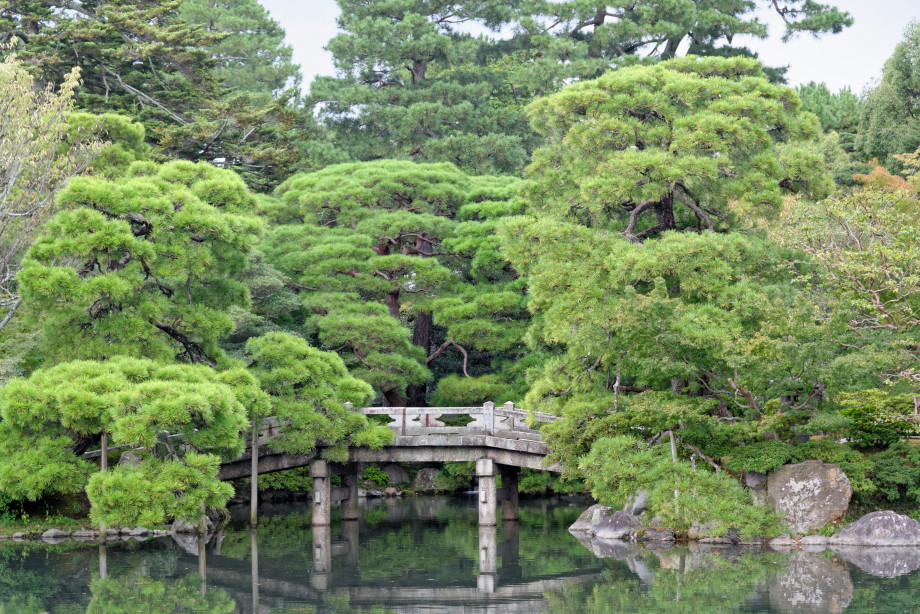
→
(569, 504, 613, 533)
(118, 450, 143, 467)
(592, 511, 643, 541)
(413, 468, 440, 493)
(766, 461, 851, 533)
(382, 463, 410, 485)
(768, 552, 853, 614)
(829, 510, 920, 546)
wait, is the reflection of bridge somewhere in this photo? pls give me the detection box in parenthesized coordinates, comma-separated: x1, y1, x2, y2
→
(173, 513, 602, 613)
(218, 403, 560, 527)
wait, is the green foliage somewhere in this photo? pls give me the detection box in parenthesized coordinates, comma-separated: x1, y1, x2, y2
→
(857, 21, 920, 170)
(362, 466, 390, 487)
(839, 390, 920, 449)
(245, 332, 391, 460)
(868, 441, 920, 507)
(312, 1, 533, 174)
(86, 453, 233, 527)
(68, 113, 147, 178)
(797, 82, 861, 149)
(778, 185, 920, 387)
(19, 160, 262, 366)
(581, 436, 785, 537)
(724, 441, 797, 474)
(0, 356, 250, 521)
(517, 469, 584, 494)
(523, 56, 830, 238)
(434, 462, 474, 492)
(265, 160, 532, 404)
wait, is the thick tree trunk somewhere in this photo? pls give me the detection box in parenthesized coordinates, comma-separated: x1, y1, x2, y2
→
(382, 388, 407, 407)
(385, 290, 400, 319)
(407, 311, 433, 406)
(655, 194, 676, 231)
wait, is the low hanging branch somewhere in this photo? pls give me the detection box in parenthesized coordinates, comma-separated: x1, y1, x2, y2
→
(427, 340, 470, 377)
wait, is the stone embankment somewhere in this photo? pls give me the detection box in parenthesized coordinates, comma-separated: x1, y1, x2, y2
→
(0, 526, 172, 544)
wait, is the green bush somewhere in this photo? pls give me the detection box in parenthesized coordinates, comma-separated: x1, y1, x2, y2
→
(362, 466, 390, 487)
(581, 436, 785, 537)
(839, 390, 919, 449)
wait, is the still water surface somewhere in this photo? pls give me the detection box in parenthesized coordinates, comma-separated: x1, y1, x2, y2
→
(1, 495, 919, 613)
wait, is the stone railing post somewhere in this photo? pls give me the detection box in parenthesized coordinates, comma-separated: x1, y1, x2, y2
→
(503, 401, 515, 430)
(483, 402, 494, 435)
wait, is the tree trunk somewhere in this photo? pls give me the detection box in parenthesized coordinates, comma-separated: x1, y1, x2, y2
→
(382, 388, 407, 407)
(385, 290, 400, 319)
(407, 311, 433, 406)
(655, 194, 676, 231)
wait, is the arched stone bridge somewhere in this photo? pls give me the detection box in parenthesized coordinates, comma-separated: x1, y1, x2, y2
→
(219, 402, 560, 527)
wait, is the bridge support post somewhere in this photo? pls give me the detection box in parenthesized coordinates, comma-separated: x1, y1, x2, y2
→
(310, 460, 331, 526)
(342, 463, 359, 521)
(499, 465, 520, 522)
(476, 458, 497, 526)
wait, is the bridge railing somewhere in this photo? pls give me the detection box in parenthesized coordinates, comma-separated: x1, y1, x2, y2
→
(355, 402, 557, 441)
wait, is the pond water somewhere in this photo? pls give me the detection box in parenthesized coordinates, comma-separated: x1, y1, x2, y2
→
(2, 495, 919, 613)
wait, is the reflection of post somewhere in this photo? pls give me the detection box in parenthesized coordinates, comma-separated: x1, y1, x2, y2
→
(478, 525, 498, 593)
(198, 535, 207, 597)
(311, 525, 331, 591)
(476, 458, 497, 526)
(499, 465, 519, 522)
(342, 520, 360, 568)
(311, 460, 331, 526)
(479, 525, 498, 573)
(499, 519, 522, 583)
(98, 542, 107, 579)
(251, 529, 259, 614)
(342, 464, 359, 521)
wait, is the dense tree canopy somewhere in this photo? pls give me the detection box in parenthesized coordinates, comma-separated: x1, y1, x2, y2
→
(857, 21, 920, 170)
(19, 161, 262, 366)
(0, 357, 254, 524)
(523, 55, 829, 241)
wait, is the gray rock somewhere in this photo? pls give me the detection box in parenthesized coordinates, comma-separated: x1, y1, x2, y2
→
(699, 536, 734, 545)
(382, 463, 410, 485)
(829, 511, 920, 546)
(572, 532, 639, 559)
(11, 532, 26, 540)
(171, 520, 198, 534)
(41, 529, 71, 539)
(364, 490, 384, 498)
(118, 450, 143, 467)
(832, 546, 920, 577)
(623, 490, 649, 516)
(801, 535, 828, 546)
(640, 527, 676, 543)
(769, 534, 797, 550)
(130, 527, 149, 536)
(413, 468, 440, 493)
(569, 504, 613, 533)
(745, 470, 769, 504)
(767, 461, 852, 534)
(119, 527, 133, 535)
(592, 511, 643, 541)
(383, 486, 399, 496)
(768, 552, 853, 614)
(72, 530, 96, 538)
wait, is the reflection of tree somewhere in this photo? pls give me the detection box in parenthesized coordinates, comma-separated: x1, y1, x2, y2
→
(86, 575, 235, 614)
(547, 549, 786, 613)
(846, 570, 920, 613)
(218, 510, 314, 563)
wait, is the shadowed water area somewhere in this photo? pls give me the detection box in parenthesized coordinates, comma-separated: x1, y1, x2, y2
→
(2, 495, 920, 613)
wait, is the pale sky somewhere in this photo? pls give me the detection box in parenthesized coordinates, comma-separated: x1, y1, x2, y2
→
(262, 0, 920, 95)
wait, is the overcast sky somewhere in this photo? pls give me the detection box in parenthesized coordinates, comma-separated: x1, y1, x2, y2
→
(261, 0, 920, 95)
